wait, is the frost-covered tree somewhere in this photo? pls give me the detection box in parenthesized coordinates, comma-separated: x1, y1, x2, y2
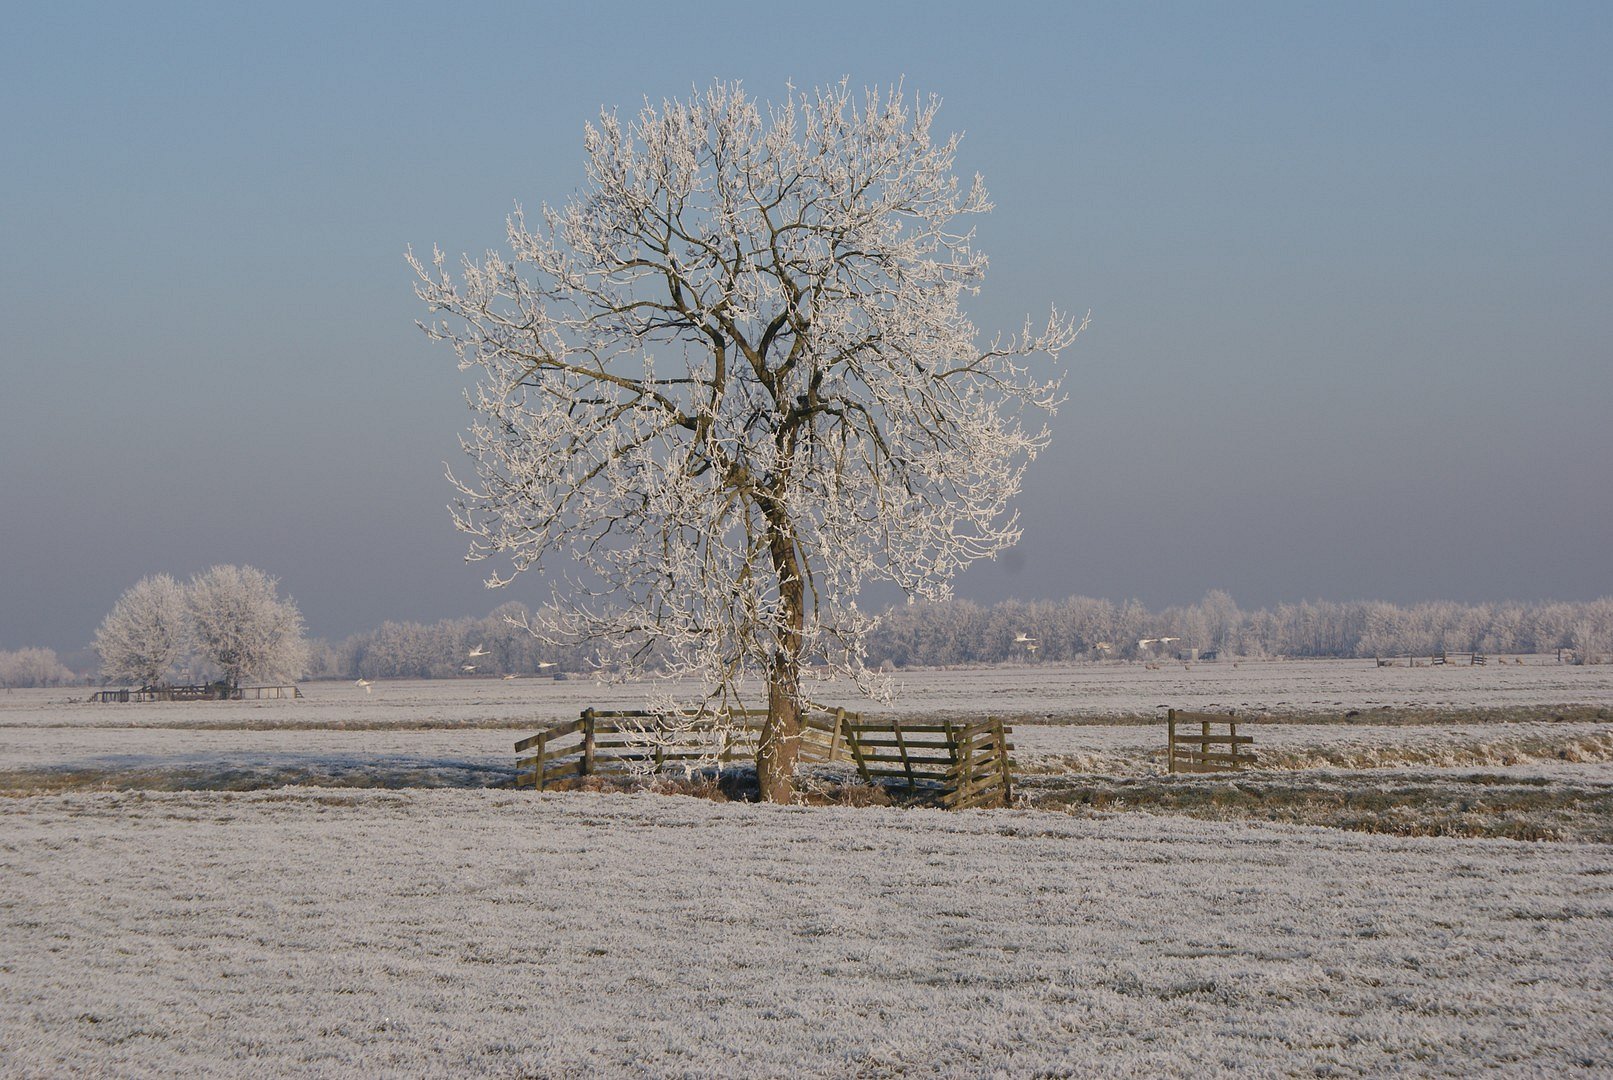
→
(185, 565, 308, 692)
(93, 573, 189, 687)
(0, 647, 78, 688)
(412, 81, 1082, 801)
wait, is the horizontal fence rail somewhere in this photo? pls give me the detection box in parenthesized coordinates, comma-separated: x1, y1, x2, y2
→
(1167, 709, 1256, 774)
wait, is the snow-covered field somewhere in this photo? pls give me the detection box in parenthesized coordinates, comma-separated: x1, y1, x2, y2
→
(2, 791, 1610, 1077)
(2, 660, 1610, 1075)
(8, 657, 1613, 729)
(3, 659, 1608, 795)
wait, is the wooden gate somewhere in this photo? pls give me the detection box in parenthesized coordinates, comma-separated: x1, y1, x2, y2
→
(1167, 710, 1255, 773)
(840, 716, 1014, 809)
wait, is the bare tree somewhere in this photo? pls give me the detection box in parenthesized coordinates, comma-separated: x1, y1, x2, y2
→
(185, 565, 308, 692)
(93, 573, 189, 687)
(412, 81, 1081, 801)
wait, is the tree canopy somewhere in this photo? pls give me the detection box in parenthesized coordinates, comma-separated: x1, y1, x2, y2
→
(412, 81, 1081, 799)
(93, 573, 189, 688)
(94, 566, 307, 691)
(186, 565, 308, 692)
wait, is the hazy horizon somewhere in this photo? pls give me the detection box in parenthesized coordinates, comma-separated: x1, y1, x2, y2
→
(4, 2, 1610, 654)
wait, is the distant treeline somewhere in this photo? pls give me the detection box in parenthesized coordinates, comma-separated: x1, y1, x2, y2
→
(299, 591, 1613, 681)
(12, 592, 1608, 689)
(864, 591, 1613, 667)
(0, 647, 80, 688)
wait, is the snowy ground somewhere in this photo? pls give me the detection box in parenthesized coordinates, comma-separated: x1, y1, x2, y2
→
(4, 790, 1611, 1077)
(3, 660, 1608, 800)
(3, 717, 1609, 787)
(2, 661, 1610, 1074)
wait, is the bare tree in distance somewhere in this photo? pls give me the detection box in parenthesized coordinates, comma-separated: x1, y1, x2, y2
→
(412, 80, 1083, 801)
(186, 565, 308, 693)
(93, 573, 189, 688)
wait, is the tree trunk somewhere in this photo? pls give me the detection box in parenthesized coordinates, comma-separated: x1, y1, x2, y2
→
(757, 519, 805, 803)
(758, 649, 801, 803)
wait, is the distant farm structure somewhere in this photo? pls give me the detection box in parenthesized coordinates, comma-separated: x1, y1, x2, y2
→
(91, 683, 302, 703)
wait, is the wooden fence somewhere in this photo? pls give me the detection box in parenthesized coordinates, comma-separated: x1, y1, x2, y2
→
(1167, 710, 1256, 774)
(1376, 652, 1488, 667)
(515, 708, 850, 790)
(840, 716, 1014, 809)
(91, 683, 302, 703)
(515, 708, 1015, 809)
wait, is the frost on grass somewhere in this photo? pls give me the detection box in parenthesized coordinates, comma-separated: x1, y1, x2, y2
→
(4, 671, 1611, 845)
(1012, 722, 1613, 777)
(1, 790, 1610, 1077)
(1026, 771, 1613, 843)
(3, 664, 1612, 1074)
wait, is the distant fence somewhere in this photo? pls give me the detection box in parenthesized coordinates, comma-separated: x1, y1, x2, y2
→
(91, 683, 303, 703)
(515, 708, 1014, 809)
(1375, 652, 1488, 667)
(1167, 710, 1255, 774)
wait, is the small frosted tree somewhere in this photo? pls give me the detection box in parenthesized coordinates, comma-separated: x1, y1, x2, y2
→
(94, 573, 189, 687)
(186, 565, 308, 692)
(412, 81, 1081, 801)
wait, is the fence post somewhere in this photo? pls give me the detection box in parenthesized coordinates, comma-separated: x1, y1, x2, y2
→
(844, 721, 870, 782)
(533, 731, 548, 791)
(582, 708, 596, 777)
(955, 722, 971, 806)
(893, 720, 916, 792)
(1168, 709, 1178, 773)
(994, 716, 1012, 806)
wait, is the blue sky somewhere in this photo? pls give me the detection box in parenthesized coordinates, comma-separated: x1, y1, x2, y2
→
(2, 1, 1609, 652)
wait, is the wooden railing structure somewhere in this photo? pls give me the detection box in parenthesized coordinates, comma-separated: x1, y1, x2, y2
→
(515, 708, 850, 790)
(1375, 652, 1488, 667)
(840, 716, 1014, 809)
(1167, 710, 1256, 774)
(515, 708, 1015, 809)
(1432, 651, 1487, 666)
(91, 683, 303, 703)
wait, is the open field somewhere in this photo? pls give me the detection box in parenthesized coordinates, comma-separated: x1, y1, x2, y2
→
(8, 657, 1613, 729)
(2, 659, 1610, 1074)
(4, 790, 1612, 1077)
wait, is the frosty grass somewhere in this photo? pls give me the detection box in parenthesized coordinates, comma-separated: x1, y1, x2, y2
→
(2, 659, 1610, 1076)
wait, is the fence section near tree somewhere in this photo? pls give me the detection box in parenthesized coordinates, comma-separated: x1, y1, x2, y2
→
(515, 708, 850, 790)
(515, 708, 1014, 808)
(840, 716, 1014, 809)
